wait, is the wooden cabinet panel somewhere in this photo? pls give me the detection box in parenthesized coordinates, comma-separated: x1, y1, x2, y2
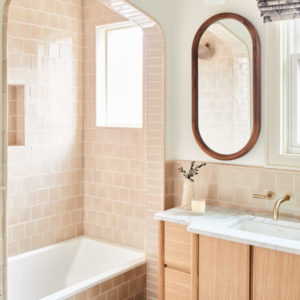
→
(199, 235, 250, 300)
(165, 267, 191, 300)
(165, 222, 192, 273)
(253, 246, 300, 300)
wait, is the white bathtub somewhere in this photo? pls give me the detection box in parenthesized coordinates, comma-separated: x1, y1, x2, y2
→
(8, 236, 146, 300)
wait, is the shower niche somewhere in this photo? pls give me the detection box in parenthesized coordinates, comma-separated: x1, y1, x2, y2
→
(8, 84, 25, 146)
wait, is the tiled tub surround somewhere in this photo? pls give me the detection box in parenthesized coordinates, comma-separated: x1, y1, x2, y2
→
(82, 1, 165, 299)
(67, 266, 146, 300)
(8, 236, 146, 300)
(6, 0, 84, 256)
(166, 160, 300, 218)
(83, 0, 146, 250)
(155, 206, 300, 255)
(4, 0, 165, 299)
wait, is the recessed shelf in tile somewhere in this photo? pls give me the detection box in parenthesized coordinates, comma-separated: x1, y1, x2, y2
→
(8, 84, 25, 146)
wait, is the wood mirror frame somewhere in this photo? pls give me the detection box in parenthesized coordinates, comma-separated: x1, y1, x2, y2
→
(192, 13, 261, 160)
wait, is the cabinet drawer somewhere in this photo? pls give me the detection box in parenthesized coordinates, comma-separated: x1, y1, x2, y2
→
(165, 267, 191, 300)
(164, 222, 192, 273)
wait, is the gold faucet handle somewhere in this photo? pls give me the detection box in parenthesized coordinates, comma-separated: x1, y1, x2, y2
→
(252, 191, 275, 200)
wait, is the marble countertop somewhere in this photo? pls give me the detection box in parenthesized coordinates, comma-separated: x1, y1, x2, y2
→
(155, 206, 300, 255)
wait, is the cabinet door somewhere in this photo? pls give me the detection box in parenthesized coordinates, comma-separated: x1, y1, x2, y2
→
(253, 246, 300, 300)
(165, 267, 191, 300)
(165, 222, 192, 273)
(199, 235, 250, 300)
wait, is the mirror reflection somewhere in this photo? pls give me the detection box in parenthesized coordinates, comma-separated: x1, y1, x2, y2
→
(198, 19, 252, 155)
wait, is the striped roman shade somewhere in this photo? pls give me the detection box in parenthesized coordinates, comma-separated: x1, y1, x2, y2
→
(257, 0, 300, 22)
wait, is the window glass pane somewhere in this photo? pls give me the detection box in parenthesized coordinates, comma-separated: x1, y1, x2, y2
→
(295, 20, 300, 53)
(106, 26, 143, 127)
(285, 20, 300, 152)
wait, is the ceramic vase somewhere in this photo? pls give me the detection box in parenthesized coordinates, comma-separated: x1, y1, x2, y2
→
(181, 179, 194, 210)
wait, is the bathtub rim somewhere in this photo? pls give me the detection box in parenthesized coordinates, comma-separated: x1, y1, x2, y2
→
(8, 235, 146, 300)
(8, 235, 145, 262)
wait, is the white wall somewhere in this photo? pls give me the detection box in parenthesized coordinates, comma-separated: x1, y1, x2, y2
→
(129, 0, 267, 166)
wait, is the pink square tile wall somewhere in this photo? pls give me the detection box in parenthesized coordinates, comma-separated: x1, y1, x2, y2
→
(83, 2, 165, 299)
(66, 264, 146, 300)
(8, 84, 24, 146)
(7, 0, 84, 256)
(167, 161, 300, 217)
(83, 0, 146, 250)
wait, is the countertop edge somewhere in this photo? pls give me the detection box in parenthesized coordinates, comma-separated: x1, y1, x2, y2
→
(155, 206, 300, 256)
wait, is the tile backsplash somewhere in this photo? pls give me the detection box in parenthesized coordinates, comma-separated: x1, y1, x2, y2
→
(166, 160, 300, 218)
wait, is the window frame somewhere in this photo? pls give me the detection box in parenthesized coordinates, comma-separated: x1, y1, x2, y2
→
(290, 53, 300, 152)
(266, 20, 300, 168)
(95, 21, 144, 129)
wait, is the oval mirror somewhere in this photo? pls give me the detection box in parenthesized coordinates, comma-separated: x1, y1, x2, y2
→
(192, 13, 261, 160)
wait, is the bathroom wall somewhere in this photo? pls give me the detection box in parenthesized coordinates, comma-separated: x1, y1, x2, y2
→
(129, 0, 266, 165)
(0, 3, 4, 296)
(6, 0, 84, 256)
(166, 161, 300, 217)
(83, 0, 146, 250)
(126, 0, 300, 216)
(168, 0, 265, 164)
(3, 1, 165, 298)
(82, 2, 165, 299)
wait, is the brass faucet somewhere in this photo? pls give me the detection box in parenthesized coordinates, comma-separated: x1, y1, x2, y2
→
(273, 194, 292, 221)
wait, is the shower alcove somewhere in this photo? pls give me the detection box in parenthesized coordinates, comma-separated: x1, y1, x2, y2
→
(1, 0, 165, 299)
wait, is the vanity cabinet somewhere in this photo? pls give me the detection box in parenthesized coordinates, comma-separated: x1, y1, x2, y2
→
(252, 247, 300, 300)
(199, 236, 250, 300)
(158, 220, 300, 300)
(159, 221, 199, 300)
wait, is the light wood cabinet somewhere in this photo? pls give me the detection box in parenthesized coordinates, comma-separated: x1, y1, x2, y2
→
(158, 220, 300, 300)
(165, 267, 191, 300)
(199, 235, 250, 300)
(252, 246, 300, 300)
(165, 222, 192, 273)
(158, 221, 199, 300)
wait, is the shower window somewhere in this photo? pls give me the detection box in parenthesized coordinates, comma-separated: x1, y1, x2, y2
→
(96, 22, 144, 128)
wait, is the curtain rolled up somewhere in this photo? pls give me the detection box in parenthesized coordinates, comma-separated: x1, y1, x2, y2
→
(257, 0, 300, 22)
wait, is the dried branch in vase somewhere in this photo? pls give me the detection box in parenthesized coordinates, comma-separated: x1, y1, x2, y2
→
(178, 161, 207, 182)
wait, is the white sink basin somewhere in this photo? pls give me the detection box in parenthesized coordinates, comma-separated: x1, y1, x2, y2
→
(231, 217, 300, 242)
